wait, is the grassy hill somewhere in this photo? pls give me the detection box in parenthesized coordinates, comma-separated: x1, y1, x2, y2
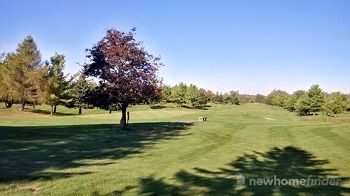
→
(0, 103, 349, 195)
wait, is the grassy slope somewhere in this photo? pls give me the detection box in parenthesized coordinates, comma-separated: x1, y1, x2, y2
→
(0, 103, 349, 195)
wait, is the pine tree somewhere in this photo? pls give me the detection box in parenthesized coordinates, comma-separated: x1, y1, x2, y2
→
(307, 85, 325, 114)
(70, 73, 95, 114)
(323, 92, 348, 117)
(295, 94, 311, 115)
(2, 36, 43, 111)
(44, 54, 70, 115)
(0, 53, 12, 107)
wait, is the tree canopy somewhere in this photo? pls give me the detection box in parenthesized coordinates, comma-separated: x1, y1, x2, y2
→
(84, 28, 163, 128)
(1, 36, 44, 110)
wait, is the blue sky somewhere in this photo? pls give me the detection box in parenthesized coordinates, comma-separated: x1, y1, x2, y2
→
(1, 0, 349, 95)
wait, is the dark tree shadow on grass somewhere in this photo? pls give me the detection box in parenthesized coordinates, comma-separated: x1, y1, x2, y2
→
(0, 122, 192, 183)
(30, 109, 76, 116)
(132, 146, 350, 196)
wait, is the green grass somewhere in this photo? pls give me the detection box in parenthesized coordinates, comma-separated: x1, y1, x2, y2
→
(0, 103, 350, 195)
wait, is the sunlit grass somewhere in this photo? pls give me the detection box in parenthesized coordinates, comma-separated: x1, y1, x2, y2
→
(0, 103, 349, 195)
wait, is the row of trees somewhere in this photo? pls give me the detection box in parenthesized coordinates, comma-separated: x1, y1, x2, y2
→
(160, 83, 349, 117)
(1, 29, 163, 128)
(161, 83, 209, 106)
(0, 36, 95, 115)
(161, 83, 242, 106)
(265, 85, 350, 116)
(1, 30, 349, 127)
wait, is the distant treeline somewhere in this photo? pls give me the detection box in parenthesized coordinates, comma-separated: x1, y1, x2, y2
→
(160, 83, 240, 107)
(264, 85, 350, 117)
(160, 83, 266, 106)
(161, 83, 350, 117)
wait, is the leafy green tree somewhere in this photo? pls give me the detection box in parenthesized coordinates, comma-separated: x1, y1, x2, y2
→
(198, 88, 209, 105)
(322, 92, 348, 117)
(282, 91, 303, 112)
(185, 84, 199, 106)
(1, 36, 43, 111)
(295, 94, 311, 115)
(307, 85, 325, 114)
(283, 96, 296, 112)
(223, 91, 240, 105)
(265, 90, 289, 107)
(170, 82, 187, 106)
(184, 85, 208, 107)
(161, 85, 172, 103)
(44, 54, 70, 115)
(160, 83, 208, 107)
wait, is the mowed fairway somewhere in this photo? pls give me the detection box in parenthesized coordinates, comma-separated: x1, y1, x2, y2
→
(0, 104, 350, 195)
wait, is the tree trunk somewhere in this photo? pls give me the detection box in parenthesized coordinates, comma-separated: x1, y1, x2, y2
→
(79, 106, 82, 115)
(54, 105, 57, 113)
(4, 101, 13, 108)
(120, 103, 128, 129)
(21, 102, 25, 111)
(50, 105, 54, 116)
(33, 104, 35, 110)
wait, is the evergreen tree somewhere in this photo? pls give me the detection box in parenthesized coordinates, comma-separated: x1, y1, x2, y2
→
(307, 85, 325, 114)
(0, 53, 13, 107)
(1, 36, 43, 111)
(70, 73, 95, 114)
(284, 90, 306, 112)
(295, 94, 311, 115)
(161, 85, 172, 103)
(44, 54, 70, 115)
(323, 92, 348, 117)
(265, 90, 289, 107)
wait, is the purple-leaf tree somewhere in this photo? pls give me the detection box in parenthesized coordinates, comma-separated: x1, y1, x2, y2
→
(84, 28, 163, 128)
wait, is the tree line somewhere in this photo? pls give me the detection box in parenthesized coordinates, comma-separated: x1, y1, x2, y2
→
(160, 83, 242, 107)
(0, 36, 95, 115)
(160, 83, 350, 117)
(0, 34, 243, 114)
(265, 85, 350, 117)
(0, 29, 163, 128)
(1, 31, 349, 122)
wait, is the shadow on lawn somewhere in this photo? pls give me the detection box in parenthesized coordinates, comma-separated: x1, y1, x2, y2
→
(114, 146, 350, 195)
(31, 109, 76, 116)
(0, 122, 192, 183)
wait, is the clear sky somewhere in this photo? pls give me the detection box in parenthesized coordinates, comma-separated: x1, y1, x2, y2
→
(1, 0, 349, 95)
